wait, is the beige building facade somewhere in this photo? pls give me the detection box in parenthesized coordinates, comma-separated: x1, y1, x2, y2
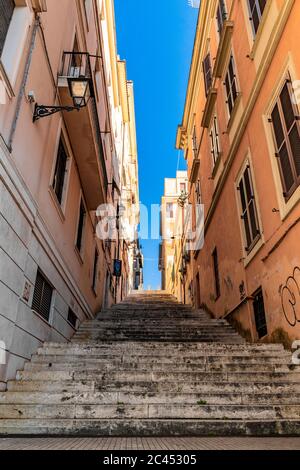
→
(0, 0, 140, 389)
(177, 0, 300, 346)
(159, 170, 189, 303)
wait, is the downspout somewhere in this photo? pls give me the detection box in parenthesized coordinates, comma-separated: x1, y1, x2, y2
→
(8, 14, 40, 151)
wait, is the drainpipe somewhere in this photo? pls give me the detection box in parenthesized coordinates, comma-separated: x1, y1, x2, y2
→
(8, 15, 40, 151)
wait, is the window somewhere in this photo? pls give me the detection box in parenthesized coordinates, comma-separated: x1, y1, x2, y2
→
(212, 248, 221, 299)
(203, 52, 212, 96)
(180, 183, 186, 194)
(224, 55, 238, 116)
(52, 138, 68, 205)
(0, 0, 14, 57)
(195, 179, 202, 204)
(92, 248, 99, 292)
(209, 115, 221, 166)
(32, 269, 53, 322)
(253, 288, 268, 338)
(237, 165, 260, 252)
(247, 0, 267, 36)
(216, 0, 227, 35)
(67, 308, 77, 328)
(84, 0, 92, 24)
(166, 203, 174, 219)
(270, 78, 300, 199)
(76, 199, 86, 252)
(192, 125, 198, 159)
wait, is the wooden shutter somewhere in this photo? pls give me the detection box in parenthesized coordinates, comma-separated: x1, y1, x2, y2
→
(92, 249, 99, 291)
(216, 0, 227, 34)
(270, 79, 300, 197)
(280, 82, 300, 177)
(52, 139, 68, 204)
(0, 0, 14, 56)
(238, 166, 260, 251)
(32, 270, 53, 322)
(76, 200, 86, 251)
(212, 248, 220, 299)
(248, 0, 266, 35)
(203, 53, 212, 96)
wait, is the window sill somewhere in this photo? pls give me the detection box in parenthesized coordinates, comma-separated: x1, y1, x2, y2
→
(211, 153, 222, 179)
(248, 0, 274, 61)
(243, 236, 264, 268)
(0, 61, 15, 100)
(48, 186, 66, 223)
(279, 181, 300, 222)
(213, 20, 234, 78)
(226, 93, 242, 133)
(31, 309, 52, 327)
(74, 246, 84, 265)
(201, 88, 218, 128)
(66, 320, 77, 330)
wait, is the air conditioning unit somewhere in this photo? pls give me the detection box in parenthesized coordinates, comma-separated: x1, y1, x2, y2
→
(31, 0, 47, 13)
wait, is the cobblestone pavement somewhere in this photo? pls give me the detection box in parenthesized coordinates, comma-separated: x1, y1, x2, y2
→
(0, 437, 300, 450)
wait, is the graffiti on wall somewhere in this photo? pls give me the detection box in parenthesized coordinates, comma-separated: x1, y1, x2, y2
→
(281, 267, 300, 327)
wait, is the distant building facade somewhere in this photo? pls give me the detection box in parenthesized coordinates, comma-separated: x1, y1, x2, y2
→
(0, 0, 140, 389)
(177, 0, 300, 346)
(159, 171, 190, 303)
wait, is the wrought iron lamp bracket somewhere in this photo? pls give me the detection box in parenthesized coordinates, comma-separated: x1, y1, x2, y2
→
(33, 104, 80, 122)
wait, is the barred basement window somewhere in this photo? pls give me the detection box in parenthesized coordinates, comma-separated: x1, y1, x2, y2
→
(0, 0, 14, 57)
(224, 55, 238, 116)
(216, 0, 227, 35)
(270, 77, 300, 200)
(32, 270, 53, 322)
(247, 0, 267, 36)
(209, 115, 221, 166)
(52, 138, 68, 205)
(253, 288, 268, 338)
(212, 248, 221, 299)
(203, 52, 212, 97)
(76, 199, 86, 252)
(67, 308, 77, 328)
(237, 165, 260, 252)
(92, 249, 99, 292)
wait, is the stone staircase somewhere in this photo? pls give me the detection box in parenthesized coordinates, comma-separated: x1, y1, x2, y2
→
(0, 291, 300, 436)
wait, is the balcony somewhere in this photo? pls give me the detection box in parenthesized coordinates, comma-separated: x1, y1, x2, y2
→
(189, 158, 200, 183)
(57, 52, 108, 210)
(201, 88, 217, 128)
(213, 21, 234, 78)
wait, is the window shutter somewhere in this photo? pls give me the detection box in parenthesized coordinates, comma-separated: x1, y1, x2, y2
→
(32, 270, 53, 322)
(76, 200, 86, 251)
(53, 139, 68, 204)
(271, 104, 295, 194)
(0, 0, 14, 56)
(203, 53, 212, 96)
(212, 248, 221, 299)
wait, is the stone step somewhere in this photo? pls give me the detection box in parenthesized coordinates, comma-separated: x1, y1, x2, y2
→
(7, 379, 300, 393)
(79, 322, 232, 329)
(30, 353, 291, 364)
(2, 391, 300, 406)
(23, 361, 291, 373)
(71, 338, 244, 344)
(0, 418, 300, 436)
(37, 345, 287, 357)
(1, 403, 300, 420)
(15, 369, 300, 383)
(41, 341, 285, 351)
